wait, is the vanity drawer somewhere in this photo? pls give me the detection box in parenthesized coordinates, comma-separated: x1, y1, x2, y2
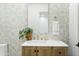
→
(51, 47, 68, 56)
(22, 46, 37, 56)
(37, 46, 51, 56)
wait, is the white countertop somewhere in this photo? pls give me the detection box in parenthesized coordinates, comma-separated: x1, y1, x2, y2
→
(21, 40, 68, 47)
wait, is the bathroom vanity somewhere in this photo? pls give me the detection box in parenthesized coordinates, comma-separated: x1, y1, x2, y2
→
(22, 40, 68, 56)
(23, 4, 68, 56)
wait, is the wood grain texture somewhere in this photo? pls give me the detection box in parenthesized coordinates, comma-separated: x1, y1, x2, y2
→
(22, 46, 37, 56)
(22, 46, 31, 56)
(37, 46, 51, 56)
(51, 47, 68, 56)
(22, 46, 68, 56)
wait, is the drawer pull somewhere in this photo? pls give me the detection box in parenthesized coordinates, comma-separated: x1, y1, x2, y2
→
(34, 50, 37, 52)
(59, 52, 61, 54)
(37, 50, 39, 52)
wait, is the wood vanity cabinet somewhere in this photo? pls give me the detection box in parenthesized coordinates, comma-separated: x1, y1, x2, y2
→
(22, 46, 68, 56)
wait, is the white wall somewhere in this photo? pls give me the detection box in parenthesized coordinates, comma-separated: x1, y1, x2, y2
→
(69, 3, 79, 56)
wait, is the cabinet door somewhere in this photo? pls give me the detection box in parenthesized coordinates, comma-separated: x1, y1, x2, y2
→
(22, 46, 31, 56)
(30, 47, 37, 56)
(51, 47, 68, 56)
(37, 47, 51, 56)
(22, 46, 37, 56)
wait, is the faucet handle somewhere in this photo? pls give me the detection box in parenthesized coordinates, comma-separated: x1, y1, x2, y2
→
(41, 38, 43, 40)
(37, 34, 39, 40)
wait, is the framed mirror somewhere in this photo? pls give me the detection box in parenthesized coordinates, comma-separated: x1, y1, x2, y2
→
(28, 4, 48, 34)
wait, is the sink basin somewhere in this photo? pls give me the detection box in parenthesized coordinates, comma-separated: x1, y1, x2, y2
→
(24, 40, 46, 45)
(22, 40, 68, 47)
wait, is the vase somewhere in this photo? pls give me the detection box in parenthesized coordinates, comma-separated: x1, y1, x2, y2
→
(25, 33, 32, 40)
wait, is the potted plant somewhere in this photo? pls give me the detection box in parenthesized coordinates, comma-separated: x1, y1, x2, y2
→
(19, 27, 33, 40)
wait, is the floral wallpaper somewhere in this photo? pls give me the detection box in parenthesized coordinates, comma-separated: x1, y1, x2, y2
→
(0, 3, 69, 56)
(0, 3, 28, 56)
(48, 3, 69, 43)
